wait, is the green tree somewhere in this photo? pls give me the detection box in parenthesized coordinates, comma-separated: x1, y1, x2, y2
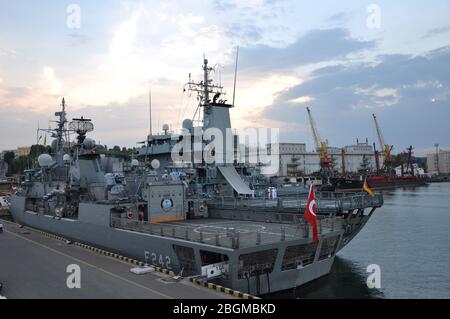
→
(3, 151, 15, 165)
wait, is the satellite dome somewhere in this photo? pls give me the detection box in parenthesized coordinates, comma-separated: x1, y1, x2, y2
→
(83, 138, 96, 149)
(182, 119, 193, 130)
(38, 154, 53, 167)
(131, 159, 139, 167)
(151, 159, 160, 170)
(63, 154, 71, 163)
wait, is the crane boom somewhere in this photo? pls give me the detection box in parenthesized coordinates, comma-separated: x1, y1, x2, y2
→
(306, 107, 322, 151)
(372, 113, 392, 166)
(306, 107, 332, 174)
(372, 114, 385, 149)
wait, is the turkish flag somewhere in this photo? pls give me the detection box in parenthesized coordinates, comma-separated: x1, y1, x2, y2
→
(304, 184, 319, 243)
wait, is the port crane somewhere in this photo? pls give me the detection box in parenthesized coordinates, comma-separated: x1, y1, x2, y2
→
(306, 107, 333, 174)
(372, 114, 394, 174)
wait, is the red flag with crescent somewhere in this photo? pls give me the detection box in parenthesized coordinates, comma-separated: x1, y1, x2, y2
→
(304, 184, 319, 243)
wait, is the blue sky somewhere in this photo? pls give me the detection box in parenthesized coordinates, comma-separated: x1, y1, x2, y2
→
(0, 0, 449, 155)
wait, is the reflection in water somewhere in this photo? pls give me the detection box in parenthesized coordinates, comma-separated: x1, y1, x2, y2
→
(265, 257, 383, 299)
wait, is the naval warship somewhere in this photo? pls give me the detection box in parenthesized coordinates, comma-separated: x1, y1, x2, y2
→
(9, 58, 383, 296)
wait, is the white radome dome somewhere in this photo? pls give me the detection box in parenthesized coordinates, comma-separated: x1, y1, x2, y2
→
(131, 159, 139, 167)
(182, 118, 193, 130)
(83, 138, 96, 149)
(151, 159, 160, 170)
(38, 154, 53, 167)
(63, 154, 71, 163)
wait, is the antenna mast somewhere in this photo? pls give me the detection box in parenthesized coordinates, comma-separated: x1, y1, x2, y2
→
(232, 46, 239, 107)
(149, 84, 152, 136)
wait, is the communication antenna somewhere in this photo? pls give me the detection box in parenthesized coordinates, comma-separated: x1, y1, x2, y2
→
(36, 121, 41, 144)
(232, 46, 239, 108)
(149, 83, 153, 136)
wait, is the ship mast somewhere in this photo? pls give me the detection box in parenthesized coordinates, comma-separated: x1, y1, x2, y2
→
(186, 58, 225, 130)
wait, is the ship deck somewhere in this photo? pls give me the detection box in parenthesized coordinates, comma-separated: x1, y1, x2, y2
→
(112, 216, 343, 249)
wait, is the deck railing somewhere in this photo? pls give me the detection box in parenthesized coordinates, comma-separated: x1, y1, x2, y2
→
(208, 192, 383, 213)
(110, 216, 340, 249)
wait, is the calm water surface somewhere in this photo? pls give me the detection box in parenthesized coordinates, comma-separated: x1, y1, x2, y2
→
(270, 182, 450, 299)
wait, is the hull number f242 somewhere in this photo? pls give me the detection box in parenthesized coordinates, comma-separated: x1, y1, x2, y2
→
(145, 251, 171, 269)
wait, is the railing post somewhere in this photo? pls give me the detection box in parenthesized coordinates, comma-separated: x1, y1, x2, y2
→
(200, 230, 203, 243)
(256, 231, 261, 245)
(172, 227, 176, 238)
(160, 226, 164, 237)
(216, 233, 220, 246)
(281, 227, 285, 241)
(185, 228, 189, 240)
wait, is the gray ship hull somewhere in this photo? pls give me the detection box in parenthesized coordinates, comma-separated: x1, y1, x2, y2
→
(9, 194, 342, 296)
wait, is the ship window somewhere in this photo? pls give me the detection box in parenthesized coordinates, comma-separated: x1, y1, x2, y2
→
(318, 235, 340, 260)
(281, 243, 318, 271)
(238, 249, 278, 278)
(200, 250, 229, 266)
(173, 245, 197, 276)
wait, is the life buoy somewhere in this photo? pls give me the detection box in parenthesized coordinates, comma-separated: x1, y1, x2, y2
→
(199, 205, 206, 213)
(127, 211, 133, 219)
(161, 198, 174, 211)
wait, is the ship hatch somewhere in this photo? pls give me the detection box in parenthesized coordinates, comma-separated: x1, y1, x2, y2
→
(200, 250, 229, 266)
(238, 249, 278, 278)
(217, 166, 252, 195)
(173, 245, 197, 276)
(281, 243, 318, 271)
(318, 235, 340, 260)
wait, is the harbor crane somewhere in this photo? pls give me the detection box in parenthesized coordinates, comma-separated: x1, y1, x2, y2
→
(372, 114, 393, 174)
(306, 107, 333, 174)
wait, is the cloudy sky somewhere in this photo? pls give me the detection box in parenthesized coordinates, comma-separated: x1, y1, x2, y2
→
(0, 0, 449, 155)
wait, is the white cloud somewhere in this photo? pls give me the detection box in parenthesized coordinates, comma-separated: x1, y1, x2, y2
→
(288, 95, 314, 104)
(354, 86, 400, 108)
(42, 66, 63, 95)
(231, 74, 303, 127)
(177, 14, 205, 37)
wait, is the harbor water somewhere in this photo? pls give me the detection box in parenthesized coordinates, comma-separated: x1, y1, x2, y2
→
(269, 182, 450, 299)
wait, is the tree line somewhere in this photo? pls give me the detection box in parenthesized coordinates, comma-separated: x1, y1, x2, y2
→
(3, 144, 135, 176)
